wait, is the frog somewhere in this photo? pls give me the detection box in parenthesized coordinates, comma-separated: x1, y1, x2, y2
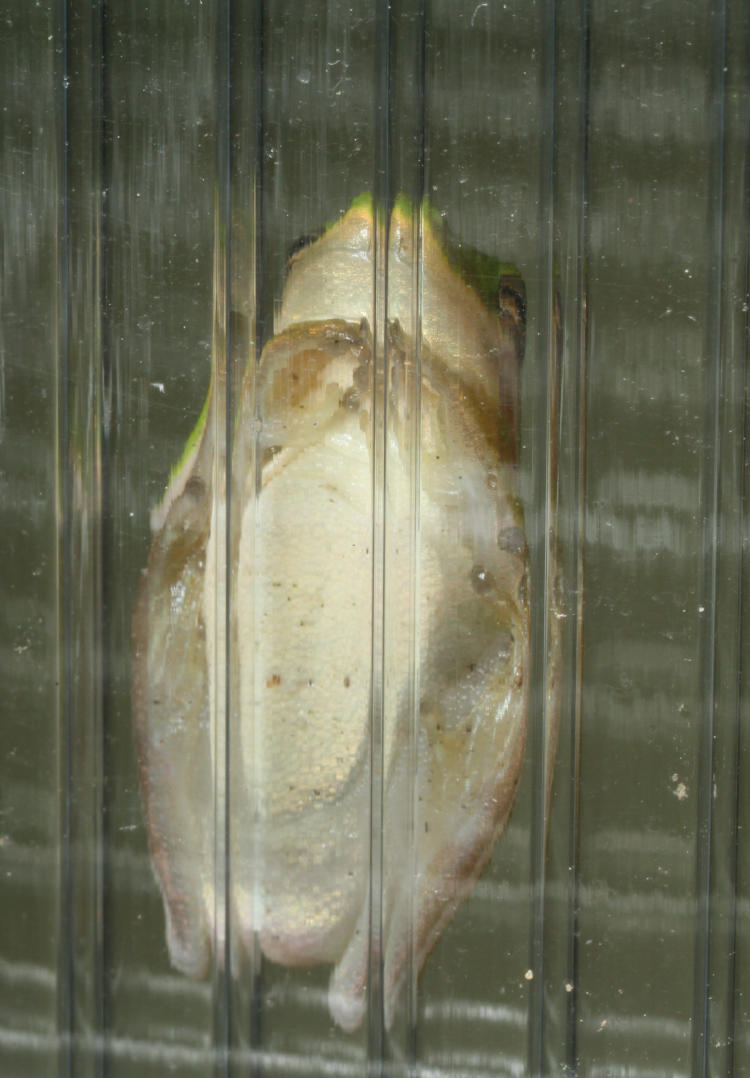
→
(131, 194, 530, 1032)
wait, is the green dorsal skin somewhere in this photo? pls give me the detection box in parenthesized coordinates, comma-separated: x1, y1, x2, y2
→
(172, 377, 211, 482)
(150, 374, 212, 532)
(320, 190, 373, 235)
(393, 192, 522, 310)
(347, 190, 373, 214)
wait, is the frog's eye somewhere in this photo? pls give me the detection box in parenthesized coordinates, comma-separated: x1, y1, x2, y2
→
(133, 196, 537, 1033)
(284, 228, 325, 271)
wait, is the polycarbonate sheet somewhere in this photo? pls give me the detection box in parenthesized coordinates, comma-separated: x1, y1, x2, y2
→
(0, 5, 61, 1076)
(1, 2, 748, 1077)
(103, 3, 221, 1070)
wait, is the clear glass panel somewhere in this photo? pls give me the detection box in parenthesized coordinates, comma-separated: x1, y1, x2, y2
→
(1, 5, 62, 1076)
(1, 1, 748, 1077)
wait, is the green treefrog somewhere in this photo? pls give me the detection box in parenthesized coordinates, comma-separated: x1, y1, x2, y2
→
(132, 195, 529, 1031)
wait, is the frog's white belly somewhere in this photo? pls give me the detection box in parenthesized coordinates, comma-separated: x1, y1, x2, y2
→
(248, 434, 373, 815)
(236, 428, 373, 964)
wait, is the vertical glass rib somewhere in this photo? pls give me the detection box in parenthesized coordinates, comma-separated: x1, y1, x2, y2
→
(532, 3, 593, 1072)
(224, 1, 264, 1070)
(691, 2, 728, 1074)
(403, 200, 423, 1070)
(724, 9, 750, 1069)
(100, 0, 116, 1063)
(367, 2, 391, 1062)
(527, 0, 558, 1073)
(404, 184, 424, 1078)
(555, 1, 591, 1072)
(250, 0, 266, 1063)
(56, 2, 73, 1071)
(248, 164, 263, 1078)
(694, 0, 750, 1073)
(567, 41, 590, 1070)
(58, 1, 106, 1073)
(383, 1, 425, 1067)
(366, 198, 388, 1071)
(212, 1, 232, 1072)
(93, 11, 105, 1071)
